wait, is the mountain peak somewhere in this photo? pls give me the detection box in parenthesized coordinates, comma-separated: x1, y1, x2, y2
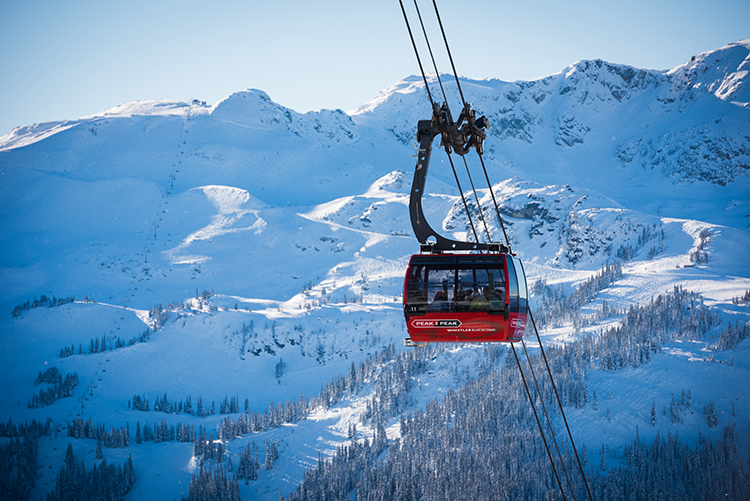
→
(210, 88, 294, 126)
(668, 39, 750, 107)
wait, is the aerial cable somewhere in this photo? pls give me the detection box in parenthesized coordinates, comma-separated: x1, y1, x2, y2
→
(400, 0, 484, 248)
(530, 309, 594, 501)
(428, 0, 514, 252)
(478, 153, 513, 251)
(431, 0, 469, 117)
(412, 0, 450, 107)
(446, 155, 484, 245)
(520, 337, 578, 501)
(412, 0, 494, 246)
(459, 154, 494, 244)
(423, 3, 593, 500)
(398, 0, 437, 108)
(511, 343, 568, 501)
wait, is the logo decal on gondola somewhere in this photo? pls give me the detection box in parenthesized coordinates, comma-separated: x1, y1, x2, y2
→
(510, 318, 524, 328)
(412, 319, 462, 328)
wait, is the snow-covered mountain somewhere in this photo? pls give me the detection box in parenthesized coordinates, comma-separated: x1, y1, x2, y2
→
(357, 40, 750, 229)
(1, 40, 749, 500)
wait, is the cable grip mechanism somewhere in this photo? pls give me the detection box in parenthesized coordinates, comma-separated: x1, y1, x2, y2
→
(433, 102, 489, 156)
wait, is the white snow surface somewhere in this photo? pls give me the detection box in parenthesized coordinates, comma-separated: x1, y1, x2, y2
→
(1, 40, 749, 500)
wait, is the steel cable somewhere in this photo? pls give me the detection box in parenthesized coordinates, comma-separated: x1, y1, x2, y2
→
(521, 337, 578, 501)
(511, 343, 568, 501)
(401, 0, 483, 247)
(530, 309, 594, 501)
(401, 3, 592, 500)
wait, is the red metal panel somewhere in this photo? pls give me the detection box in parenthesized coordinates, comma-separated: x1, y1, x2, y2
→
(406, 311, 526, 343)
(403, 252, 527, 343)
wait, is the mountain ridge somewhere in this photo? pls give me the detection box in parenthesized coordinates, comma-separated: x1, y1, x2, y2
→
(1, 40, 749, 501)
(3, 41, 747, 231)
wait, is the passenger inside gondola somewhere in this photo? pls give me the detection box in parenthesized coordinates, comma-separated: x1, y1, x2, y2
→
(429, 290, 450, 311)
(404, 254, 528, 342)
(469, 289, 487, 310)
(469, 287, 500, 310)
(455, 288, 473, 310)
(405, 257, 513, 315)
(487, 287, 503, 310)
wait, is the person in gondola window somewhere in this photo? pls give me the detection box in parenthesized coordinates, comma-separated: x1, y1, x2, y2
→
(470, 289, 487, 310)
(430, 290, 450, 311)
(471, 287, 501, 310)
(488, 288, 503, 311)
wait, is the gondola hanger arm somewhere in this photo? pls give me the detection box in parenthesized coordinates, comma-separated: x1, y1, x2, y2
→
(408, 104, 504, 253)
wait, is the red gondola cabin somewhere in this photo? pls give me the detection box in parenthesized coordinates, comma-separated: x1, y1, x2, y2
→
(403, 253, 528, 343)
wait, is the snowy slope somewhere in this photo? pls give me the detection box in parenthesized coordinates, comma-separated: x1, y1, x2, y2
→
(0, 40, 749, 501)
(352, 40, 750, 230)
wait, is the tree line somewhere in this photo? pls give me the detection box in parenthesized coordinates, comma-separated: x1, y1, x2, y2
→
(28, 367, 79, 409)
(11, 295, 75, 318)
(0, 419, 51, 501)
(129, 393, 241, 416)
(67, 418, 130, 448)
(731, 290, 750, 305)
(179, 465, 239, 501)
(281, 285, 747, 500)
(45, 444, 135, 501)
(614, 225, 665, 263)
(59, 329, 152, 358)
(532, 262, 623, 330)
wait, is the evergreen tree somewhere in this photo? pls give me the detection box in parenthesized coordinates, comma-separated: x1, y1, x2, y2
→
(47, 446, 135, 501)
(706, 400, 719, 428)
(265, 440, 274, 470)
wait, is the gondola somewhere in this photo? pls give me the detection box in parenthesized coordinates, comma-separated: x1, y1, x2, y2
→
(403, 106, 529, 345)
(404, 252, 528, 343)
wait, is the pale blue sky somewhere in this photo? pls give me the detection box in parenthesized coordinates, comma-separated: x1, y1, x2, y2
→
(1, 0, 748, 136)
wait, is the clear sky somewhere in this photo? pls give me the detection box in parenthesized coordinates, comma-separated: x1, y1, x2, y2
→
(1, 0, 748, 136)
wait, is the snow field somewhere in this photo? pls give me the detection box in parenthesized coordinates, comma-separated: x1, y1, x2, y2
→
(1, 40, 749, 499)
